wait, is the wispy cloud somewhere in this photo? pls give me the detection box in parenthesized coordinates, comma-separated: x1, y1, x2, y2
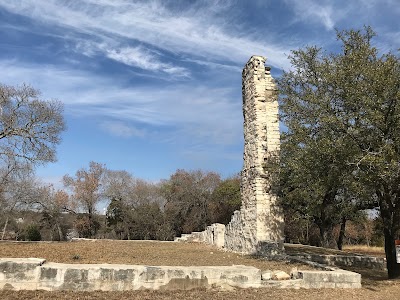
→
(106, 46, 189, 77)
(284, 0, 335, 30)
(75, 40, 190, 77)
(0, 59, 242, 146)
(100, 121, 146, 138)
(0, 0, 292, 70)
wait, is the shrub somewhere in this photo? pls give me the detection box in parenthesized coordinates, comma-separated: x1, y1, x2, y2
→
(25, 224, 42, 241)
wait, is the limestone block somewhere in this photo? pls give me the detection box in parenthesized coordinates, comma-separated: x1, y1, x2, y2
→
(272, 270, 291, 280)
(36, 263, 262, 291)
(261, 270, 272, 280)
(299, 270, 361, 289)
(0, 258, 45, 290)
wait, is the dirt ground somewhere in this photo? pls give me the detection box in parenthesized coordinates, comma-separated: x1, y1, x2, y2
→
(1, 240, 399, 300)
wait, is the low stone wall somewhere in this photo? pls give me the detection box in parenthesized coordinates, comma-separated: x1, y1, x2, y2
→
(0, 258, 361, 291)
(0, 258, 260, 291)
(296, 270, 361, 289)
(176, 221, 283, 257)
(175, 223, 226, 249)
(291, 253, 386, 270)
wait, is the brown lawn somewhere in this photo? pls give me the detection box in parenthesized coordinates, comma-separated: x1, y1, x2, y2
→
(0, 240, 309, 272)
(1, 240, 400, 300)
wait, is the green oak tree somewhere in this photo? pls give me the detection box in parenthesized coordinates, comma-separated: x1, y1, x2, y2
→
(276, 26, 400, 278)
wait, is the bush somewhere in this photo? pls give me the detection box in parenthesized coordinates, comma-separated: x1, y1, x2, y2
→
(25, 224, 41, 241)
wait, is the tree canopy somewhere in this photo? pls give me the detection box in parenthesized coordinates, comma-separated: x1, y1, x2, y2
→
(275, 26, 400, 278)
(0, 83, 65, 168)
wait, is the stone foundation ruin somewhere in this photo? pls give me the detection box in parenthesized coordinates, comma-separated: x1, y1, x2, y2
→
(0, 56, 365, 292)
(0, 257, 361, 291)
(176, 56, 284, 256)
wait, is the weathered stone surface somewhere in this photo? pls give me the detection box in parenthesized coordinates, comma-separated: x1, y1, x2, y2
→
(299, 270, 362, 289)
(0, 260, 262, 291)
(177, 56, 284, 257)
(261, 279, 304, 289)
(272, 270, 291, 280)
(0, 258, 45, 290)
(0, 258, 362, 290)
(261, 270, 272, 280)
(292, 253, 386, 270)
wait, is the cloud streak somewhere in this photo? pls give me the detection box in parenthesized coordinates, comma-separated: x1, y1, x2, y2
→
(284, 0, 336, 30)
(0, 59, 242, 146)
(100, 121, 146, 138)
(0, 0, 292, 70)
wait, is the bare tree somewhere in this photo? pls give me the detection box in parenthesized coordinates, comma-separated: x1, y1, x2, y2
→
(0, 83, 65, 167)
(0, 83, 65, 239)
(161, 169, 221, 235)
(0, 167, 39, 239)
(34, 185, 72, 241)
(104, 170, 164, 239)
(63, 161, 106, 237)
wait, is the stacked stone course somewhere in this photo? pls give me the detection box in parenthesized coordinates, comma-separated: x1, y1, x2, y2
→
(176, 56, 284, 256)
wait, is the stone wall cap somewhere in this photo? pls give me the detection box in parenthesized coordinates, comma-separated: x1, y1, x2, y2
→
(0, 257, 46, 265)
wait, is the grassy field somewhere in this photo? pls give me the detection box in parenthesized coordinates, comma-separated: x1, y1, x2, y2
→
(343, 245, 385, 257)
(0, 240, 399, 300)
(0, 240, 310, 273)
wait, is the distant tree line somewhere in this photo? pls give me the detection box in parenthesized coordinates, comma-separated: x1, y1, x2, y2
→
(0, 160, 242, 242)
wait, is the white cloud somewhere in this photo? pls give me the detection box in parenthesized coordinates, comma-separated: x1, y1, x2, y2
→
(284, 0, 335, 30)
(0, 60, 242, 146)
(0, 0, 292, 70)
(106, 46, 189, 77)
(100, 121, 146, 138)
(74, 39, 190, 77)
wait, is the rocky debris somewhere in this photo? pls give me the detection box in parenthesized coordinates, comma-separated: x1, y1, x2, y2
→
(261, 270, 272, 280)
(290, 267, 300, 279)
(272, 270, 291, 280)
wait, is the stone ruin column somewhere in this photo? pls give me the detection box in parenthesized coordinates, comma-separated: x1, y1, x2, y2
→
(225, 55, 284, 255)
(177, 55, 284, 257)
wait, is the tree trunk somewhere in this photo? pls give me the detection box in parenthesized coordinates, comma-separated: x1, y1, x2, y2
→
(318, 222, 337, 249)
(88, 209, 93, 238)
(337, 217, 347, 250)
(50, 226, 54, 241)
(377, 188, 400, 279)
(384, 228, 400, 279)
(57, 223, 63, 241)
(1, 216, 9, 240)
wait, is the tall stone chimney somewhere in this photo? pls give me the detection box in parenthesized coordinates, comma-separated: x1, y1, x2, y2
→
(225, 56, 284, 255)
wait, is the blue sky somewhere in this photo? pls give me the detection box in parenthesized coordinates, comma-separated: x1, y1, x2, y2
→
(0, 0, 399, 186)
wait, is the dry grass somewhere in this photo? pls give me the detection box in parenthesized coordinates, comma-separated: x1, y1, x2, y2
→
(1, 241, 400, 300)
(285, 243, 386, 258)
(0, 240, 309, 273)
(343, 245, 385, 257)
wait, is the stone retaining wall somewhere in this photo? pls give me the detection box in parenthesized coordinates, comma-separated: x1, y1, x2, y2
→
(292, 254, 386, 270)
(0, 258, 361, 291)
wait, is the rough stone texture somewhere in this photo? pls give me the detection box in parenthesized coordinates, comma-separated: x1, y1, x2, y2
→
(261, 270, 272, 281)
(174, 224, 225, 248)
(0, 258, 362, 290)
(224, 56, 284, 255)
(176, 56, 284, 256)
(272, 270, 291, 280)
(0, 258, 45, 290)
(291, 253, 386, 270)
(299, 270, 362, 289)
(1, 259, 262, 291)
